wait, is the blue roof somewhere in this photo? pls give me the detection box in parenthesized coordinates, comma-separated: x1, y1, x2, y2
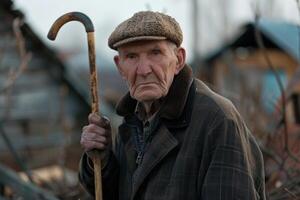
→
(205, 19, 300, 63)
(258, 19, 300, 62)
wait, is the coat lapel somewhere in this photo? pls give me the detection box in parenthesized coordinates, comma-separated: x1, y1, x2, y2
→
(131, 124, 178, 198)
(119, 123, 137, 175)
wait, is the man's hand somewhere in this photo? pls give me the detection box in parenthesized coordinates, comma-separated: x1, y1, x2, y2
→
(81, 113, 112, 158)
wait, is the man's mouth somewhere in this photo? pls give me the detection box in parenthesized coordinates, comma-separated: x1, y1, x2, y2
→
(136, 82, 157, 87)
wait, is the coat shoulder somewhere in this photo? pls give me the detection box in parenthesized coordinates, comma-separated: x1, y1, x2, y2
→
(193, 78, 242, 122)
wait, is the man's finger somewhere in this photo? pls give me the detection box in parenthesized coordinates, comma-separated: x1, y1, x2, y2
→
(82, 133, 108, 144)
(83, 124, 108, 136)
(88, 113, 110, 128)
(82, 140, 106, 152)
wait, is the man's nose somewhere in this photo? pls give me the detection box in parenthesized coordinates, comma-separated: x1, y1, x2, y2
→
(136, 58, 152, 76)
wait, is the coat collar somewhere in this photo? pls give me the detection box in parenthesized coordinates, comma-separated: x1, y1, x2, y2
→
(116, 65, 194, 199)
(131, 124, 178, 198)
(116, 65, 194, 121)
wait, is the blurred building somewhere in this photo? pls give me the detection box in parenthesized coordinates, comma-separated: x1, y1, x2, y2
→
(201, 18, 300, 197)
(0, 0, 92, 171)
(202, 19, 299, 133)
(0, 0, 124, 198)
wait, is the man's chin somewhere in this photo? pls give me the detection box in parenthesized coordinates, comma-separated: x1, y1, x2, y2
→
(133, 93, 162, 102)
(131, 86, 167, 102)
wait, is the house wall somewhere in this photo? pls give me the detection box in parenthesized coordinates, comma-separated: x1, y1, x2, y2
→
(0, 7, 89, 170)
(209, 48, 299, 138)
(212, 49, 298, 89)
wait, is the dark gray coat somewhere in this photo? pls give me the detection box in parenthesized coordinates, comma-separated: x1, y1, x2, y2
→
(79, 65, 266, 200)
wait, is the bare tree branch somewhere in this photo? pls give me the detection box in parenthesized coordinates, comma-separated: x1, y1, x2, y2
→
(254, 14, 300, 164)
(0, 18, 32, 93)
(283, 188, 299, 200)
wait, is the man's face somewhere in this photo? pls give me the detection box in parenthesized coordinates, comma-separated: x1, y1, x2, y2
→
(114, 40, 186, 102)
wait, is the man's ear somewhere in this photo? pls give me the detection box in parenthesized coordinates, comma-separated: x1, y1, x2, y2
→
(114, 55, 125, 79)
(174, 47, 186, 74)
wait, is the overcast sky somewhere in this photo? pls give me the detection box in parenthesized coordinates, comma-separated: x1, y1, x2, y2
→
(13, 0, 299, 62)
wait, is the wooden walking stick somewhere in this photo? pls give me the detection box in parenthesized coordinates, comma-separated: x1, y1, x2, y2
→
(47, 12, 103, 200)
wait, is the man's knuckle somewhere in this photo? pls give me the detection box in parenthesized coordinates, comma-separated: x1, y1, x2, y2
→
(94, 123, 102, 130)
(80, 139, 87, 147)
(98, 143, 105, 149)
(100, 136, 107, 144)
(88, 124, 95, 129)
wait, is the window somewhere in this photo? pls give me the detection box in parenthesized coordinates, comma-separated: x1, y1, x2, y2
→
(261, 70, 287, 113)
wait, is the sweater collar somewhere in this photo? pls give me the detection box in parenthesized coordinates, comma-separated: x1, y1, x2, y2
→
(116, 64, 193, 120)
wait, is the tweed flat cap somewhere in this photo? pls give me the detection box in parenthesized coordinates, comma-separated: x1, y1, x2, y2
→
(108, 11, 183, 50)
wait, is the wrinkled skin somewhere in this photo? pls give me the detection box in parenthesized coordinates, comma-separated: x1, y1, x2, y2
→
(80, 40, 186, 157)
(80, 113, 111, 156)
(114, 40, 185, 103)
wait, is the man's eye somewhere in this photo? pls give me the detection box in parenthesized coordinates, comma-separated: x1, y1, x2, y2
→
(126, 54, 137, 59)
(151, 49, 161, 55)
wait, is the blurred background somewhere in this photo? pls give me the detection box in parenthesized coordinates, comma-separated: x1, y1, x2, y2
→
(0, 0, 300, 199)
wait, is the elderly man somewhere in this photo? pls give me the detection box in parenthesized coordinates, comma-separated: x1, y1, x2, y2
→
(79, 11, 266, 200)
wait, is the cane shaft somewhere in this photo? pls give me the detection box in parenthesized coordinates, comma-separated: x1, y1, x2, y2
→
(87, 32, 103, 200)
(93, 152, 103, 200)
(87, 32, 99, 114)
(48, 12, 103, 200)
